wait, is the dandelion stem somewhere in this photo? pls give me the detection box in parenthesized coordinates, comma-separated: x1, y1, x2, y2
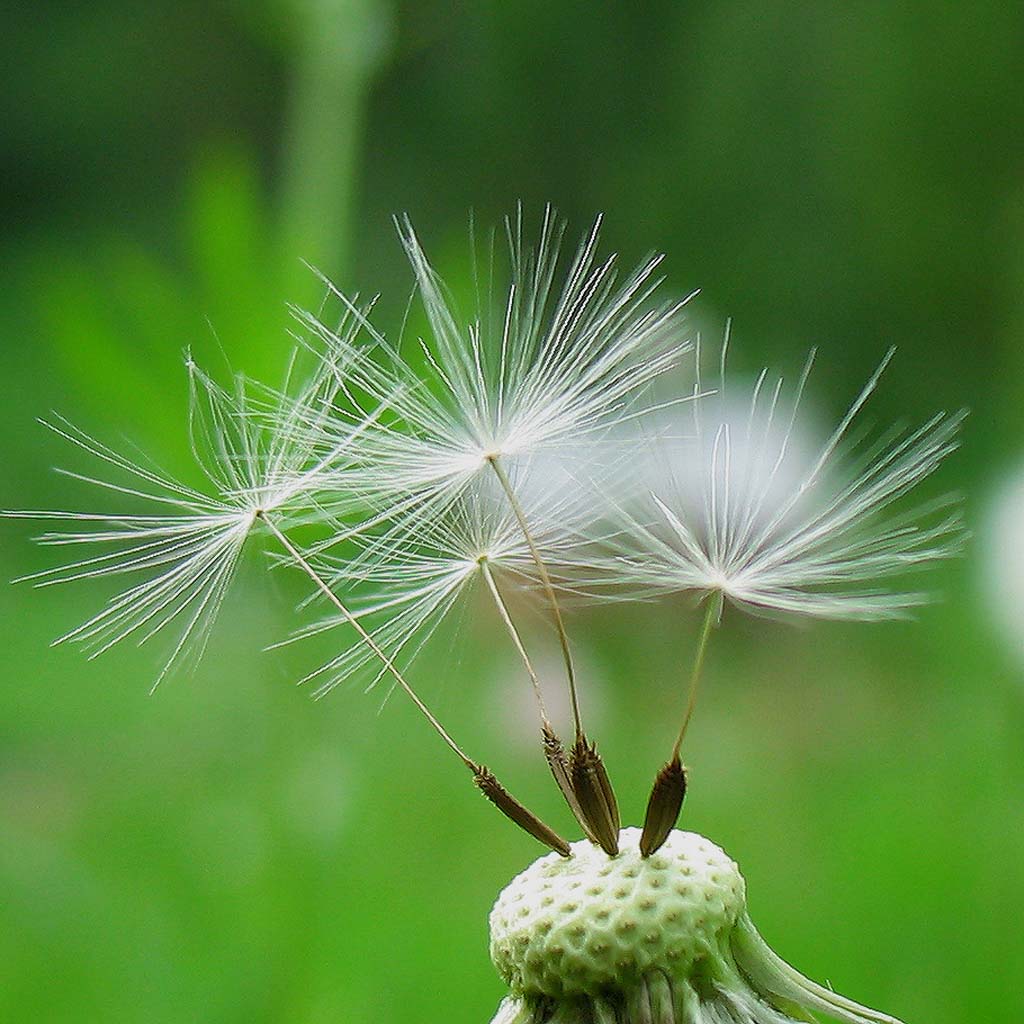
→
(670, 590, 723, 762)
(257, 511, 474, 770)
(486, 455, 582, 737)
(478, 557, 549, 723)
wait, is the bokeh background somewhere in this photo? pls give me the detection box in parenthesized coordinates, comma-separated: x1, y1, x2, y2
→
(2, 3, 1023, 1022)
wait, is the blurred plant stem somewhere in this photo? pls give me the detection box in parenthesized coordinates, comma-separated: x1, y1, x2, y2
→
(278, 0, 391, 306)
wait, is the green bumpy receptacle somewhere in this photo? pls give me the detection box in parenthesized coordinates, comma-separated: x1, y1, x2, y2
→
(488, 828, 905, 1024)
(491, 827, 743, 998)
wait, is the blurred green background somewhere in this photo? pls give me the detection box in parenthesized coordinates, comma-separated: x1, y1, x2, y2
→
(2, 3, 1023, 1022)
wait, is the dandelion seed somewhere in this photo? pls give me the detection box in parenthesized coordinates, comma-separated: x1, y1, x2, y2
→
(612, 340, 966, 855)
(281, 458, 635, 848)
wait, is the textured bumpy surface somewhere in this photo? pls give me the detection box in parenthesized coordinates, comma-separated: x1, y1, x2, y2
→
(488, 827, 905, 1024)
(489, 827, 745, 998)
